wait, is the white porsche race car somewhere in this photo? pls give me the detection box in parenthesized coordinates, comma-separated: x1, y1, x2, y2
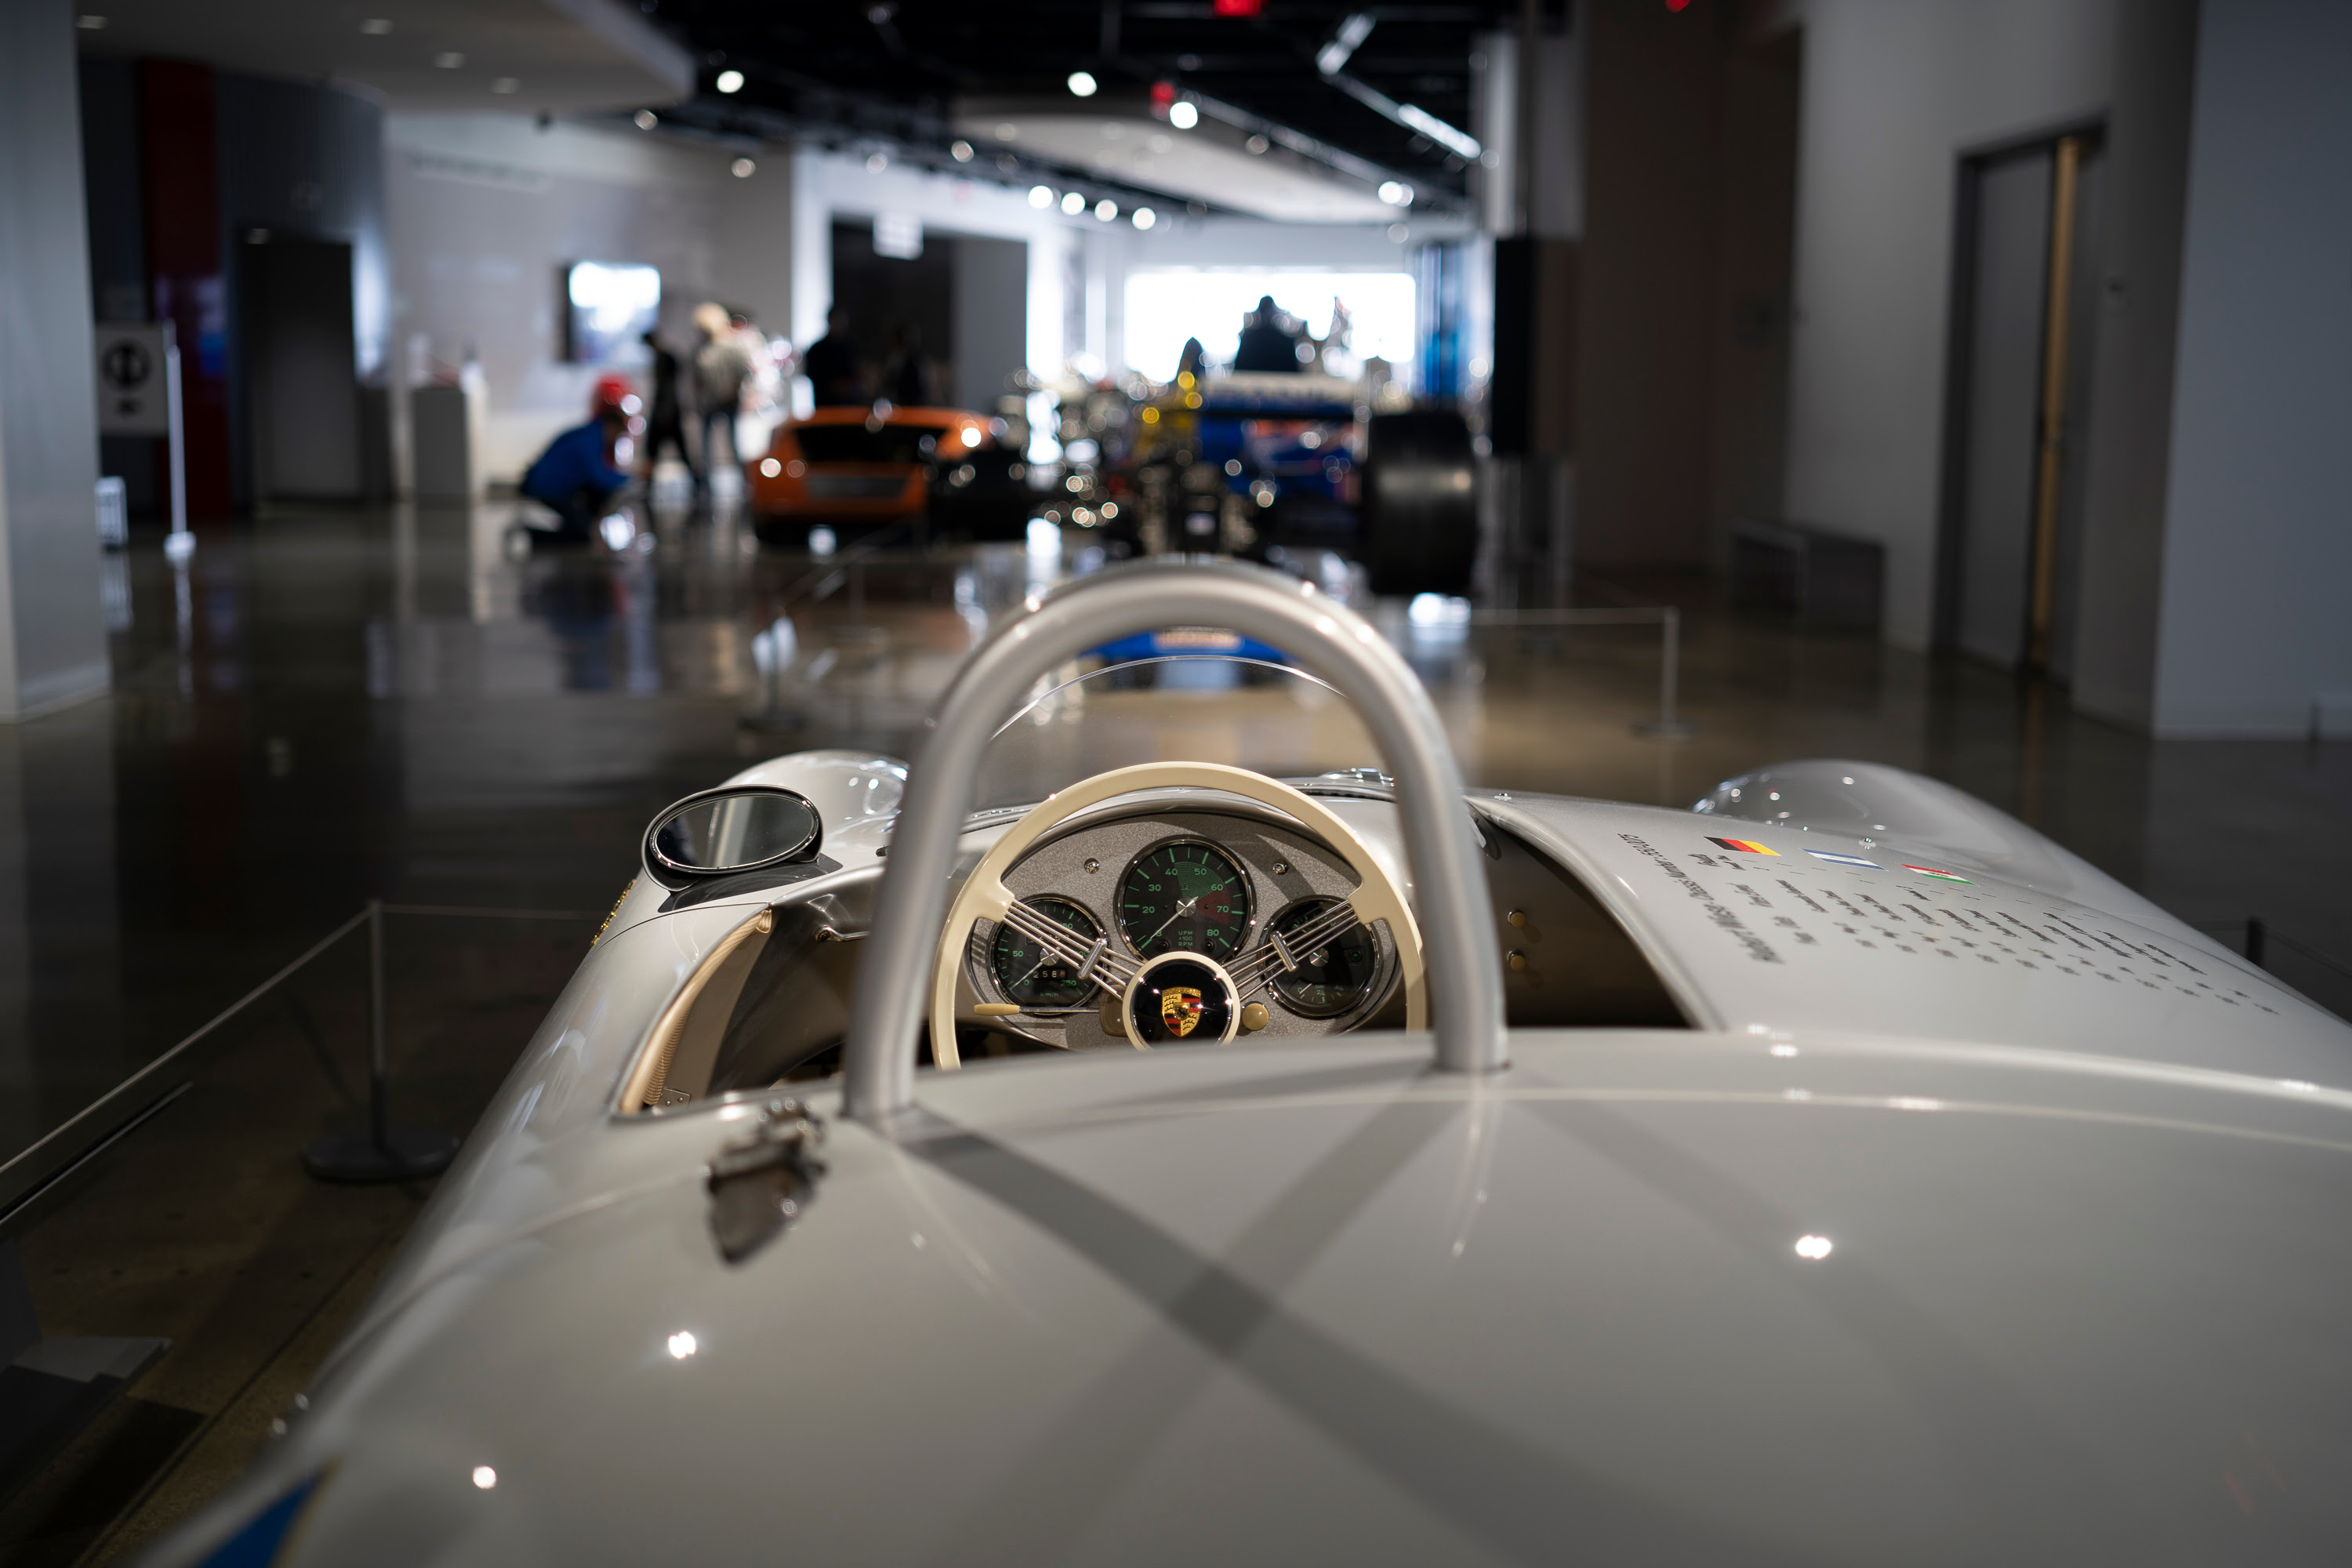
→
(153, 561, 2352, 1566)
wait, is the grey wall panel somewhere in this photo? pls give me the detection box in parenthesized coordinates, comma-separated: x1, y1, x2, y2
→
(2069, 0, 2199, 729)
(951, 235, 1029, 416)
(0, 0, 110, 718)
(1956, 152, 2051, 670)
(2149, 0, 2352, 735)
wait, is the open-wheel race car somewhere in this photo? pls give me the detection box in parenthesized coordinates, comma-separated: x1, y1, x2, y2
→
(156, 561, 2352, 1566)
(745, 402, 1033, 547)
(1095, 371, 1478, 597)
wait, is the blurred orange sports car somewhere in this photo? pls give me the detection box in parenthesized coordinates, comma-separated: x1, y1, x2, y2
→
(746, 405, 1032, 545)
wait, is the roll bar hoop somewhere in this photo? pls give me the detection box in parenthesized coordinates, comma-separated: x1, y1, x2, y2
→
(842, 558, 1508, 1122)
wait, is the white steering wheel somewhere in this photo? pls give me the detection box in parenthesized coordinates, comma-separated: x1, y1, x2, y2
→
(928, 761, 1425, 1067)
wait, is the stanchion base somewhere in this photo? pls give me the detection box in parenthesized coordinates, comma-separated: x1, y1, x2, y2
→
(302, 1127, 459, 1183)
(1634, 720, 1697, 742)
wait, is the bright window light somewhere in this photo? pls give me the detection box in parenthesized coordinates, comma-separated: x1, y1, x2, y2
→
(1067, 71, 1098, 97)
(1029, 184, 1054, 208)
(1168, 100, 1199, 130)
(714, 68, 744, 93)
(1132, 207, 1156, 230)
(1121, 269, 1416, 381)
(1060, 190, 1087, 215)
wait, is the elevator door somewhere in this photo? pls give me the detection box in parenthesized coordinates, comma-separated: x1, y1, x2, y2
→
(245, 238, 361, 501)
(1947, 138, 2103, 674)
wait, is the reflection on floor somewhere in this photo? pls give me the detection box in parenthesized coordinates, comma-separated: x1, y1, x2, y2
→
(1, 498, 2345, 1558)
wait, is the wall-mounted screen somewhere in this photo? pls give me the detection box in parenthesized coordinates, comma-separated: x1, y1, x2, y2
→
(565, 261, 661, 365)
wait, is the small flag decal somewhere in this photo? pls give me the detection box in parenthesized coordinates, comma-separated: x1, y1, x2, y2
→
(1904, 863, 1973, 884)
(1806, 850, 1881, 869)
(1708, 837, 1778, 855)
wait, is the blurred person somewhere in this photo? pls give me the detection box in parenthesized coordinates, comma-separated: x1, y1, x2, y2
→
(521, 401, 630, 545)
(1175, 336, 1207, 382)
(1232, 295, 1301, 373)
(639, 329, 699, 488)
(883, 319, 928, 407)
(692, 301, 753, 488)
(802, 305, 862, 407)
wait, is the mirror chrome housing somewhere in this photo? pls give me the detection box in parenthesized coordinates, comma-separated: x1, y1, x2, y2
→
(642, 786, 823, 888)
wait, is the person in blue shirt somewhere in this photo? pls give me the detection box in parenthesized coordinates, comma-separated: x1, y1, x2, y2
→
(520, 406, 630, 543)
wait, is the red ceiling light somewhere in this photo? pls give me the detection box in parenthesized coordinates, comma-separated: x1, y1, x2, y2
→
(1151, 79, 1176, 107)
(1664, 0, 1691, 9)
(1212, 0, 1261, 15)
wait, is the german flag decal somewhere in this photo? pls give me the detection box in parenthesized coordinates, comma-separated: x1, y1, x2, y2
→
(1707, 837, 1778, 855)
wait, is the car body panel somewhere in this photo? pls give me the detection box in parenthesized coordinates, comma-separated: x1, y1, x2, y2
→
(746, 405, 994, 522)
(144, 760, 2352, 1566)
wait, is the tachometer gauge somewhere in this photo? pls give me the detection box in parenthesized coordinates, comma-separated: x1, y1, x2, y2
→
(1117, 842, 1252, 960)
(989, 896, 1103, 1008)
(1265, 898, 1378, 1018)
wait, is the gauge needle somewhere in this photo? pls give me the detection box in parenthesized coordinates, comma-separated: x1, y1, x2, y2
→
(1136, 895, 1198, 953)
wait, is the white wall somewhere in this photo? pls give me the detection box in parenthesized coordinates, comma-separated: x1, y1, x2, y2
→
(1778, 0, 2118, 648)
(2147, 0, 2352, 736)
(0, 0, 108, 720)
(385, 114, 786, 485)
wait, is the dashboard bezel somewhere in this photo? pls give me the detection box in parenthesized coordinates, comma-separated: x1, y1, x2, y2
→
(960, 803, 1403, 1050)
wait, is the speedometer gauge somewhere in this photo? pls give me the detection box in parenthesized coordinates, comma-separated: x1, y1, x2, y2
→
(989, 897, 1102, 1008)
(1266, 898, 1378, 1017)
(1117, 842, 1252, 960)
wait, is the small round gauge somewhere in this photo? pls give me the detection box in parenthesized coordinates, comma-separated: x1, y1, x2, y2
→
(989, 896, 1103, 1009)
(1117, 841, 1252, 960)
(1265, 898, 1379, 1018)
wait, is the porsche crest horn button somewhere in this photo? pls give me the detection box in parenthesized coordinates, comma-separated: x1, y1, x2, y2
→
(1124, 954, 1241, 1046)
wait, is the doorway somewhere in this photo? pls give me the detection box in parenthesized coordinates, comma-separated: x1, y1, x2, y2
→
(241, 236, 362, 503)
(1936, 129, 2104, 677)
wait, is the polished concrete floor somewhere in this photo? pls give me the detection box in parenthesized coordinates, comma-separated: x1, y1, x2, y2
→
(2, 499, 2346, 1560)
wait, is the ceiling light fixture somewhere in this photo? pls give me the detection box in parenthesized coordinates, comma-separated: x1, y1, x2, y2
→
(866, 151, 888, 172)
(1245, 133, 1269, 154)
(1132, 207, 1156, 230)
(434, 51, 464, 68)
(1316, 13, 1376, 76)
(950, 140, 973, 162)
(1029, 185, 1054, 208)
(358, 16, 390, 33)
(731, 158, 757, 178)
(1323, 71, 1480, 160)
(74, 12, 106, 26)
(1377, 180, 1413, 206)
(1059, 190, 1086, 216)
(1067, 71, 1098, 97)
(1167, 100, 1198, 130)
(491, 77, 519, 94)
(1094, 198, 1117, 221)
(634, 110, 657, 130)
(714, 68, 744, 93)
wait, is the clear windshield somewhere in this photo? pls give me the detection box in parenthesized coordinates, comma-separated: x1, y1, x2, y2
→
(971, 655, 1384, 811)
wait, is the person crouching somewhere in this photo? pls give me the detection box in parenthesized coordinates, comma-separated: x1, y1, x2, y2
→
(520, 403, 630, 544)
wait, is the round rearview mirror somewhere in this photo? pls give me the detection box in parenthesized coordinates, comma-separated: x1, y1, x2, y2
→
(643, 787, 822, 885)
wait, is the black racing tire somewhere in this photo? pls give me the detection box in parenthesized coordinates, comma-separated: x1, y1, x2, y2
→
(1359, 410, 1478, 597)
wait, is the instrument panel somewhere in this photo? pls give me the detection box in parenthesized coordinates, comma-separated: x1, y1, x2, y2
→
(964, 808, 1401, 1051)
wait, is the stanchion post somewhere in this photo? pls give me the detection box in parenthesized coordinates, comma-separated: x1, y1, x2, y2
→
(1633, 606, 1694, 740)
(301, 898, 459, 1185)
